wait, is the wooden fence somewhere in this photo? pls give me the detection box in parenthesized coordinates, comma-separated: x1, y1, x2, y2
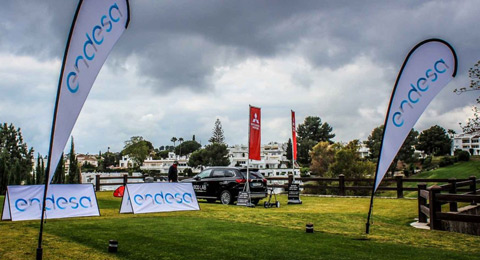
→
(95, 175, 148, 191)
(95, 174, 477, 200)
(417, 176, 480, 231)
(266, 175, 477, 198)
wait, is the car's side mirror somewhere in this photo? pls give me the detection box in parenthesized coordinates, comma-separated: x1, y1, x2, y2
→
(194, 176, 201, 180)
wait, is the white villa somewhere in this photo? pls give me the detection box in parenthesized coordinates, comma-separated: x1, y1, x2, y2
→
(358, 143, 370, 159)
(139, 153, 195, 174)
(228, 142, 301, 177)
(452, 131, 480, 155)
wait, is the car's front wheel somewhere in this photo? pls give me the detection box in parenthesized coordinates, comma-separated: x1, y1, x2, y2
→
(220, 190, 233, 205)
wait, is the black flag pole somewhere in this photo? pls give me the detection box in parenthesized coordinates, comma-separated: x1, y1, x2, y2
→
(36, 2, 83, 259)
(365, 38, 414, 234)
(365, 62, 403, 234)
(36, 1, 131, 258)
(365, 38, 458, 234)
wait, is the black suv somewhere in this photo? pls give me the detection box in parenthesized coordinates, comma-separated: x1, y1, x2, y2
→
(181, 167, 267, 205)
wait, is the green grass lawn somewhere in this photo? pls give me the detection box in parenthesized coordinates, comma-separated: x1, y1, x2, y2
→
(1, 192, 479, 259)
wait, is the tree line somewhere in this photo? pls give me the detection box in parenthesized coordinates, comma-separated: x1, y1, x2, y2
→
(297, 116, 457, 180)
(120, 118, 229, 176)
(0, 111, 466, 194)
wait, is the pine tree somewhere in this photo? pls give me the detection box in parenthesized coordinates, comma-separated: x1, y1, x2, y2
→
(0, 123, 34, 194)
(209, 119, 225, 144)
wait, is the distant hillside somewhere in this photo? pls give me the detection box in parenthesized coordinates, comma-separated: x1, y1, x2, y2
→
(396, 160, 480, 198)
(411, 159, 480, 180)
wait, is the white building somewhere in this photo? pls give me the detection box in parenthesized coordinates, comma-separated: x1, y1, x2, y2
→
(76, 154, 98, 167)
(119, 155, 134, 169)
(228, 142, 300, 177)
(452, 131, 480, 155)
(358, 143, 370, 159)
(140, 152, 198, 174)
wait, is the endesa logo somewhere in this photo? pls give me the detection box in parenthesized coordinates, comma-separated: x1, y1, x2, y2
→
(133, 192, 194, 206)
(392, 59, 449, 127)
(15, 194, 93, 212)
(66, 2, 124, 94)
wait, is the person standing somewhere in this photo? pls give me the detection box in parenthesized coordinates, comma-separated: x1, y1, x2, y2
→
(168, 161, 178, 182)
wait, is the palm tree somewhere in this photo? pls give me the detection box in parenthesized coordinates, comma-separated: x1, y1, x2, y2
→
(171, 137, 177, 147)
(178, 137, 184, 157)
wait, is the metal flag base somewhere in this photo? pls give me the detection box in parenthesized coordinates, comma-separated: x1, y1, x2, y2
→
(36, 248, 43, 260)
(287, 199, 302, 204)
(236, 191, 250, 206)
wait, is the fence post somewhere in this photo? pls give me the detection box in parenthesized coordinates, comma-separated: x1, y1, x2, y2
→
(123, 175, 128, 186)
(396, 175, 404, 199)
(339, 174, 345, 196)
(469, 176, 477, 205)
(417, 183, 427, 223)
(448, 178, 457, 212)
(95, 175, 100, 192)
(428, 185, 442, 230)
(469, 176, 477, 194)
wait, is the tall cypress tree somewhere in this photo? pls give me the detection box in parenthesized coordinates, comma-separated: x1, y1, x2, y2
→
(52, 153, 65, 184)
(286, 138, 293, 161)
(68, 137, 81, 184)
(35, 154, 45, 184)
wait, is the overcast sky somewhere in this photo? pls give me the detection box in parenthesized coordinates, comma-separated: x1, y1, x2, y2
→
(1, 0, 479, 155)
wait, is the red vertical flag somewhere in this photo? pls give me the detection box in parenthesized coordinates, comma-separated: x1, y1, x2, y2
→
(249, 106, 261, 160)
(291, 110, 297, 161)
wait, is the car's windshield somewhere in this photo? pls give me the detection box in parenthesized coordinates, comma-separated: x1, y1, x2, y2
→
(196, 169, 212, 179)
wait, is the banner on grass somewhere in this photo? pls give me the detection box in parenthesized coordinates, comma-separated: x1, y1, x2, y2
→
(373, 39, 457, 192)
(2, 184, 99, 221)
(291, 110, 297, 161)
(48, 0, 130, 184)
(249, 105, 261, 160)
(120, 183, 200, 214)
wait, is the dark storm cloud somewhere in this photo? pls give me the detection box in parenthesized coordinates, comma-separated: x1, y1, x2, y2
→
(4, 0, 475, 92)
(0, 1, 76, 59)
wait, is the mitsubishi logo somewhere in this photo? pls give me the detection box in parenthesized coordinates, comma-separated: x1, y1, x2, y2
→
(252, 113, 260, 124)
(251, 113, 260, 130)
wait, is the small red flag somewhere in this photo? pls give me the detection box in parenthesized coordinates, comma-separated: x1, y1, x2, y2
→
(249, 106, 261, 160)
(113, 186, 125, 197)
(291, 110, 297, 161)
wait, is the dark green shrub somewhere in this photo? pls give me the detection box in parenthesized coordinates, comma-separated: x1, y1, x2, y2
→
(439, 156, 455, 167)
(455, 150, 470, 162)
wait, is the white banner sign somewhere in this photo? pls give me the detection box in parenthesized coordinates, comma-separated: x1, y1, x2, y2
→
(48, 0, 130, 184)
(2, 184, 100, 221)
(120, 183, 200, 214)
(374, 39, 457, 191)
